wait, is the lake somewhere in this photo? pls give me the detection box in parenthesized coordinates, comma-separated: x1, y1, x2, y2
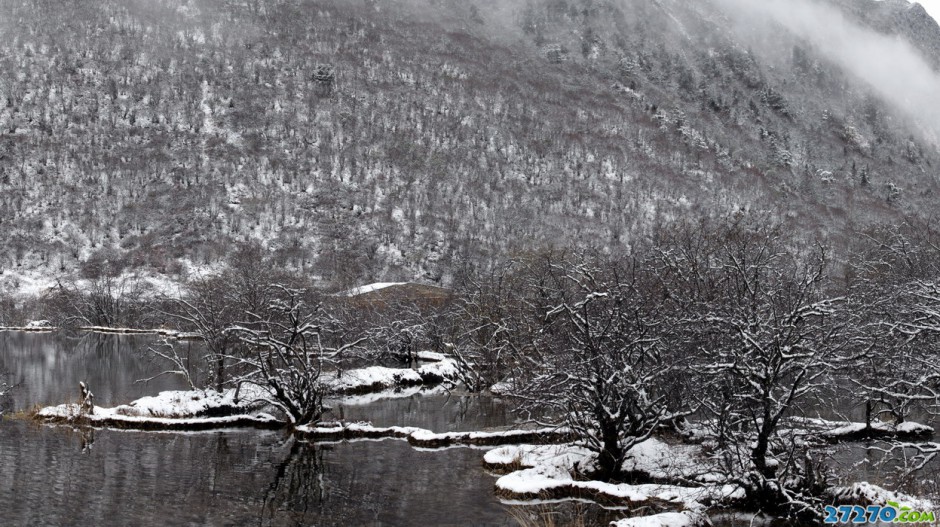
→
(0, 332, 517, 526)
(1, 332, 935, 526)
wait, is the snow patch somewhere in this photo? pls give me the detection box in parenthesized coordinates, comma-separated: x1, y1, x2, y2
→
(827, 481, 935, 511)
(489, 443, 742, 511)
(611, 512, 710, 527)
(337, 282, 406, 297)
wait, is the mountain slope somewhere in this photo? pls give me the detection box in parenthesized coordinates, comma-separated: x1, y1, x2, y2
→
(0, 0, 938, 293)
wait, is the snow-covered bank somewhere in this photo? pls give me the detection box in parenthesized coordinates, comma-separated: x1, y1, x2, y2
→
(0, 325, 56, 333)
(0, 324, 201, 339)
(679, 416, 935, 445)
(486, 442, 742, 511)
(35, 388, 283, 430)
(295, 422, 572, 448)
(77, 326, 202, 339)
(787, 416, 935, 442)
(36, 404, 283, 431)
(110, 388, 262, 418)
(330, 385, 447, 406)
(324, 356, 459, 395)
(822, 420, 934, 441)
(610, 512, 711, 527)
(37, 390, 571, 446)
(32, 354, 461, 433)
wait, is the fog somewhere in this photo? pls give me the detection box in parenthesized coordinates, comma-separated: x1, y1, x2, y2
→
(715, 0, 940, 141)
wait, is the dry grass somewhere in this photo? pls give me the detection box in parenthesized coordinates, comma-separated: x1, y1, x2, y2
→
(507, 503, 592, 527)
(508, 501, 644, 527)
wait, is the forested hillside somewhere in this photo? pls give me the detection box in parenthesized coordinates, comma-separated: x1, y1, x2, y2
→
(1, 0, 939, 294)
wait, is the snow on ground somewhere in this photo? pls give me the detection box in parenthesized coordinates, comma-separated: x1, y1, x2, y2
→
(331, 385, 447, 406)
(36, 403, 279, 429)
(76, 326, 200, 338)
(486, 442, 743, 512)
(37, 357, 460, 430)
(896, 421, 934, 434)
(621, 438, 722, 483)
(611, 511, 710, 527)
(38, 386, 272, 421)
(0, 320, 57, 332)
(495, 462, 736, 510)
(336, 282, 406, 297)
(415, 350, 446, 362)
(0, 269, 56, 299)
(295, 422, 569, 447)
(327, 366, 423, 393)
(296, 422, 424, 438)
(111, 388, 262, 418)
(683, 416, 934, 445)
(417, 356, 459, 380)
(484, 443, 594, 471)
(490, 379, 514, 395)
(790, 416, 934, 439)
(827, 481, 935, 511)
(324, 357, 459, 394)
(0, 259, 225, 301)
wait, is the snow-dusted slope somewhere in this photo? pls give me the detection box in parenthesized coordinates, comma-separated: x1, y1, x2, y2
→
(913, 1, 940, 25)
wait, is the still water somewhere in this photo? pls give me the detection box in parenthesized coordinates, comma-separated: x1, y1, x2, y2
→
(0, 332, 516, 526)
(1, 332, 936, 527)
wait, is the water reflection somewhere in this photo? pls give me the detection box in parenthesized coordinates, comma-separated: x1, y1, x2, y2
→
(0, 333, 516, 526)
(0, 331, 190, 410)
(3, 332, 937, 526)
(333, 391, 514, 432)
(260, 438, 329, 525)
(0, 420, 514, 526)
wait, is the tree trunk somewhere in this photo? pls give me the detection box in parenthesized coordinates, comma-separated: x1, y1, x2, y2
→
(215, 354, 225, 392)
(596, 422, 623, 482)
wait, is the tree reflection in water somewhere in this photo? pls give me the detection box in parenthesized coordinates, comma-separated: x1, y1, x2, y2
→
(260, 438, 331, 526)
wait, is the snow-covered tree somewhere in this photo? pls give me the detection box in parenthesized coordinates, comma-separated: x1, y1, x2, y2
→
(511, 253, 685, 482)
(446, 262, 532, 393)
(230, 286, 367, 426)
(660, 218, 850, 518)
(155, 244, 288, 391)
(846, 221, 940, 428)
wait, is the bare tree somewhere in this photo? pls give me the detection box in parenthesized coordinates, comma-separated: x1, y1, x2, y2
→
(46, 272, 146, 328)
(511, 253, 684, 482)
(154, 243, 288, 392)
(666, 219, 849, 518)
(447, 262, 530, 393)
(845, 221, 940, 430)
(230, 286, 368, 426)
(159, 274, 247, 392)
(846, 281, 940, 430)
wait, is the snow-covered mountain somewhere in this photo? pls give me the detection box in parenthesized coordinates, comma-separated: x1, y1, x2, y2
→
(1, 0, 939, 293)
(902, 0, 940, 25)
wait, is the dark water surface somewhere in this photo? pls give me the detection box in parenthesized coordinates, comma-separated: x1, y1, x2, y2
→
(0, 331, 189, 411)
(0, 422, 512, 526)
(0, 332, 514, 526)
(3, 332, 936, 527)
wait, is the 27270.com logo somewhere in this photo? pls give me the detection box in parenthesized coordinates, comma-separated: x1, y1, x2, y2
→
(824, 502, 937, 524)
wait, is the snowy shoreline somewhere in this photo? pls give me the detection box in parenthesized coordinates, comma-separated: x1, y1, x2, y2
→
(35, 405, 284, 431)
(33, 354, 464, 432)
(30, 386, 939, 527)
(486, 441, 741, 511)
(296, 422, 573, 448)
(0, 325, 202, 339)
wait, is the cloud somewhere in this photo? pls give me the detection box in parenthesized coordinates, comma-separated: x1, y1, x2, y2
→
(715, 0, 940, 141)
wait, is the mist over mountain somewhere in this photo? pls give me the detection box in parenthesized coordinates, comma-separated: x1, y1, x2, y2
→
(1, 0, 939, 294)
